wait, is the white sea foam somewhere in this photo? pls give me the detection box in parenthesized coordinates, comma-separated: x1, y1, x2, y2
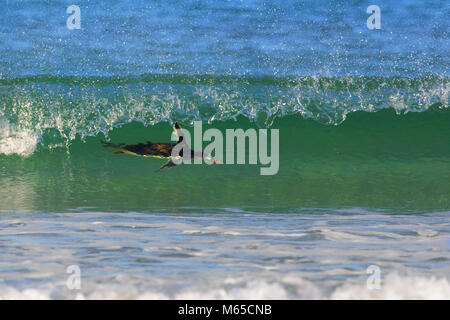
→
(0, 287, 51, 300)
(0, 119, 38, 156)
(0, 211, 448, 300)
(0, 273, 448, 300)
(330, 273, 450, 300)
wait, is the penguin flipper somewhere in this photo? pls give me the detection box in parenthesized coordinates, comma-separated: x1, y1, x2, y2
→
(155, 160, 177, 172)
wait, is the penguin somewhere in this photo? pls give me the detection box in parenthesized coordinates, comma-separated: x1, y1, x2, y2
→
(102, 122, 220, 172)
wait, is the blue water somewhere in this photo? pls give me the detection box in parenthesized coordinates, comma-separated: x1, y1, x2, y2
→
(0, 0, 449, 299)
(1, 0, 448, 77)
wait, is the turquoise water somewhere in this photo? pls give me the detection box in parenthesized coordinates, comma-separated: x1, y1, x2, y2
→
(0, 0, 449, 299)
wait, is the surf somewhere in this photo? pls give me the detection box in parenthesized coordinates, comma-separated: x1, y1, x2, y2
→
(0, 74, 447, 156)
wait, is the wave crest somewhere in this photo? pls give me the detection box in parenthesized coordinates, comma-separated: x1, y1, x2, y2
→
(0, 75, 447, 156)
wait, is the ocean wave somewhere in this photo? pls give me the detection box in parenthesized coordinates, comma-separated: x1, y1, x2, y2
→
(0, 74, 448, 156)
(0, 273, 448, 300)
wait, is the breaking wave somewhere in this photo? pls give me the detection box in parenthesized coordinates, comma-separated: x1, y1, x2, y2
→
(0, 74, 448, 156)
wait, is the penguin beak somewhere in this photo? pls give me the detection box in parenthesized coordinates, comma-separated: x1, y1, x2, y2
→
(212, 159, 222, 164)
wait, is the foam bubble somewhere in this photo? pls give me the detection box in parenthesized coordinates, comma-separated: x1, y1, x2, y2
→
(0, 273, 448, 300)
(330, 273, 450, 300)
(0, 287, 51, 300)
(0, 119, 38, 156)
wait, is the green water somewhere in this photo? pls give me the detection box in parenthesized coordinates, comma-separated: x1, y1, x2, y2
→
(1, 107, 448, 213)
